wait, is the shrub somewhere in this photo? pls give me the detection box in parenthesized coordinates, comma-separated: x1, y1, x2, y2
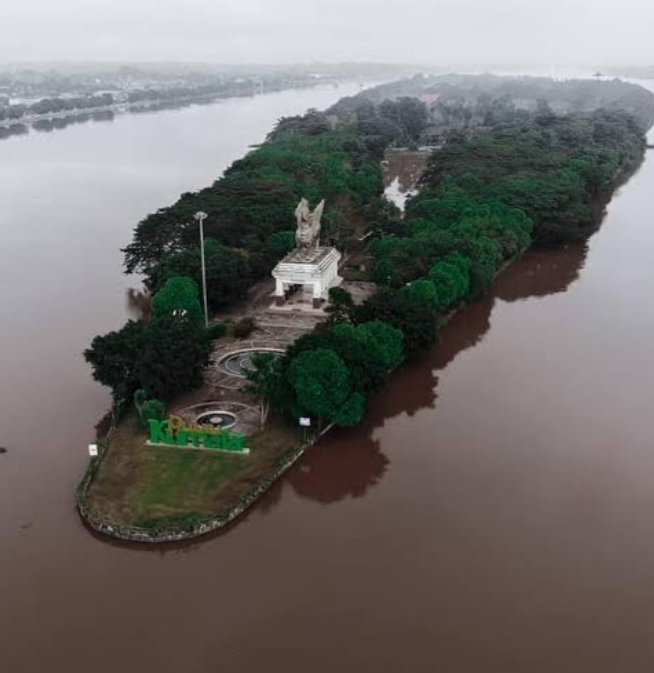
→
(206, 323, 228, 340)
(138, 399, 166, 429)
(233, 317, 256, 339)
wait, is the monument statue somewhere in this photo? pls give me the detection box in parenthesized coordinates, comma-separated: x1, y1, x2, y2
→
(295, 198, 325, 255)
(273, 196, 341, 308)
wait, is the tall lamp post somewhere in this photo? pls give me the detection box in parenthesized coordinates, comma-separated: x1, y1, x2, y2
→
(194, 211, 209, 328)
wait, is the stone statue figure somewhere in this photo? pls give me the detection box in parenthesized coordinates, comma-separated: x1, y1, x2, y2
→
(295, 198, 325, 255)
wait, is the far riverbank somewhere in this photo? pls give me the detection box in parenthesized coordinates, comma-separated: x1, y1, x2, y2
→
(0, 79, 369, 139)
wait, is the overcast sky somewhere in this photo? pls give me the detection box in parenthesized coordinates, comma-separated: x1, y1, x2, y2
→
(2, 0, 653, 65)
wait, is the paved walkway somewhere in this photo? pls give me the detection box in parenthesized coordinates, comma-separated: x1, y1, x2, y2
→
(175, 278, 378, 423)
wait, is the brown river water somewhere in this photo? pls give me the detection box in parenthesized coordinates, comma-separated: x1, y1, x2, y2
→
(2, 81, 654, 672)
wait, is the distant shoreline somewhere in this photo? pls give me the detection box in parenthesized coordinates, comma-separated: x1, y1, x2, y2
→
(0, 81, 330, 131)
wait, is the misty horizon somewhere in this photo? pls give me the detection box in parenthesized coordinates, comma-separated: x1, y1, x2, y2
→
(2, 0, 654, 66)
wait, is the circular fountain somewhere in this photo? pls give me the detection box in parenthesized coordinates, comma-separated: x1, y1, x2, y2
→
(196, 411, 238, 430)
(217, 348, 284, 378)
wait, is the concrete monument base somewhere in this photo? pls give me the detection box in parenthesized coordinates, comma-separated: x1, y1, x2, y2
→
(272, 247, 342, 307)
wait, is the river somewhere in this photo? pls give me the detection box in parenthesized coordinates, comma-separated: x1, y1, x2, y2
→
(2, 80, 654, 672)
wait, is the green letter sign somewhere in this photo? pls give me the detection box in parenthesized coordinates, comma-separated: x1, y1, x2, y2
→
(147, 416, 249, 454)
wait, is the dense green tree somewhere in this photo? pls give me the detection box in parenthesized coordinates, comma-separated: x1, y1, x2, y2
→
(414, 108, 644, 245)
(287, 348, 364, 427)
(151, 276, 203, 324)
(138, 399, 166, 429)
(400, 279, 439, 311)
(134, 319, 212, 400)
(148, 240, 252, 313)
(84, 320, 147, 399)
(357, 115, 404, 154)
(266, 230, 296, 258)
(267, 109, 332, 140)
(328, 321, 404, 394)
(357, 320, 405, 372)
(84, 318, 211, 401)
(355, 288, 438, 357)
(332, 392, 366, 427)
(133, 389, 166, 429)
(245, 352, 283, 426)
(464, 236, 503, 294)
(373, 257, 402, 287)
(325, 287, 355, 325)
(379, 97, 429, 144)
(123, 126, 384, 279)
(427, 254, 471, 310)
(248, 328, 378, 427)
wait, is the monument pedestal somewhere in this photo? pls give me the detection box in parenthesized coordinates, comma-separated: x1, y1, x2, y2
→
(272, 247, 342, 307)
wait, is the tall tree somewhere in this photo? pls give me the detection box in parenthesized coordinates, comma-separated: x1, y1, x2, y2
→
(287, 348, 364, 427)
(245, 352, 282, 426)
(151, 276, 203, 324)
(84, 318, 211, 401)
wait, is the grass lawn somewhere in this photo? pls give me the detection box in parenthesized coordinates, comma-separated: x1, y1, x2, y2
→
(86, 412, 303, 530)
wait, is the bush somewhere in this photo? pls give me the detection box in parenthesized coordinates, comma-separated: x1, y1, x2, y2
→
(134, 389, 148, 409)
(206, 323, 228, 340)
(138, 399, 166, 429)
(325, 286, 355, 325)
(233, 317, 256, 339)
(372, 257, 402, 287)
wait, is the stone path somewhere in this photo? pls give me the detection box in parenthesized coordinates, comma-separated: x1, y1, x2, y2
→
(206, 309, 322, 392)
(170, 279, 378, 436)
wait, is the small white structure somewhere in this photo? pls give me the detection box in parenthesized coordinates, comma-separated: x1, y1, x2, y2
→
(272, 247, 342, 308)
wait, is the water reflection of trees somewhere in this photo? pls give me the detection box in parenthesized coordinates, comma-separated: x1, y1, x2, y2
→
(494, 242, 588, 302)
(0, 92, 238, 143)
(0, 124, 28, 140)
(4, 97, 237, 141)
(33, 111, 115, 134)
(0, 110, 116, 141)
(252, 420, 390, 513)
(287, 424, 390, 504)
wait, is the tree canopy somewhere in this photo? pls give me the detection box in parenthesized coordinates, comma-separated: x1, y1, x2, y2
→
(84, 318, 211, 401)
(122, 128, 384, 300)
(151, 276, 203, 324)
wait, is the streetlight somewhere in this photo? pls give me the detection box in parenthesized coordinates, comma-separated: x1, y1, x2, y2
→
(194, 211, 209, 328)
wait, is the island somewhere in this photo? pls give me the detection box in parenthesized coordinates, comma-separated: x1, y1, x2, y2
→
(77, 75, 654, 542)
